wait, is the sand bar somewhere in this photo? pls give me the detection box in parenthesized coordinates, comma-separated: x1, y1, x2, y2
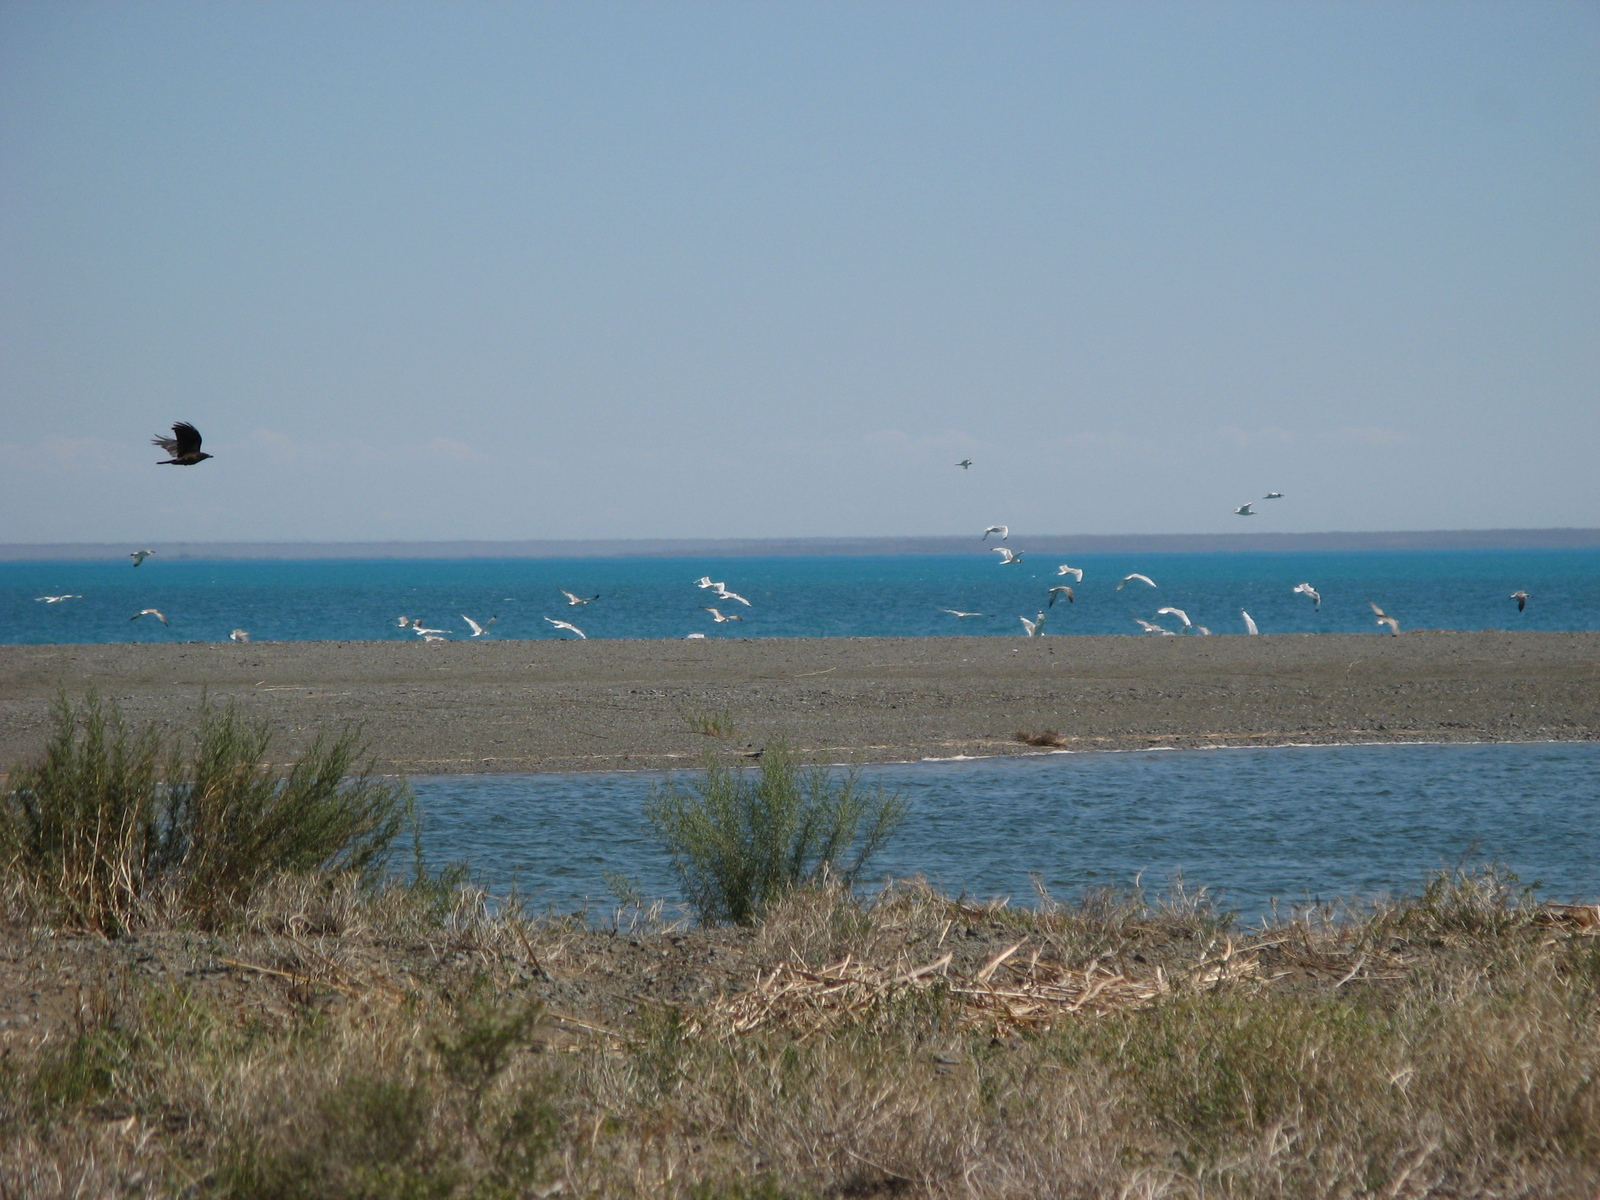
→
(2, 632, 1597, 775)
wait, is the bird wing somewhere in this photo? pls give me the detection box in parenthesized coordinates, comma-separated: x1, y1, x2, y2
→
(1241, 610, 1258, 634)
(1369, 601, 1387, 618)
(720, 590, 751, 605)
(1157, 607, 1190, 624)
(171, 422, 203, 455)
(462, 615, 483, 636)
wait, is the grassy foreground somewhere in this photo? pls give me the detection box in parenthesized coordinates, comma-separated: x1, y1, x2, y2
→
(2, 868, 1598, 1198)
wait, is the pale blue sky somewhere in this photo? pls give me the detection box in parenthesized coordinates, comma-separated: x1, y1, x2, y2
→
(2, 2, 1596, 543)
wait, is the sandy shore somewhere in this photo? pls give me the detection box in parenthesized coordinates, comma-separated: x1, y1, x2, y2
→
(2, 632, 1597, 775)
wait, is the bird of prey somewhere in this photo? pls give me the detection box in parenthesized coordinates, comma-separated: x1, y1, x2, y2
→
(1370, 602, 1400, 635)
(1055, 565, 1084, 582)
(1117, 573, 1157, 590)
(956, 459, 973, 469)
(940, 609, 988, 618)
(35, 595, 81, 603)
(701, 607, 743, 623)
(152, 422, 212, 466)
(130, 608, 168, 625)
(1511, 591, 1530, 612)
(1292, 583, 1321, 610)
(462, 614, 497, 637)
(130, 550, 154, 566)
(543, 616, 587, 639)
(560, 590, 599, 606)
(1263, 492, 1284, 500)
(1234, 503, 1256, 516)
(1019, 611, 1046, 637)
(1241, 610, 1259, 635)
(230, 629, 250, 642)
(1157, 606, 1191, 629)
(1047, 586, 1075, 607)
(992, 547, 1024, 565)
(1134, 618, 1175, 635)
(982, 525, 1009, 541)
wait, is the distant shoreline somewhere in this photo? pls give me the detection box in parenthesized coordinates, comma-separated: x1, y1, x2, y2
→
(2, 528, 1598, 561)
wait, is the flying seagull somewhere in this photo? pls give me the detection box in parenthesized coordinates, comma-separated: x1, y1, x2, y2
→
(694, 576, 721, 589)
(701, 606, 744, 623)
(982, 525, 1009, 541)
(1117, 573, 1157, 590)
(992, 547, 1024, 565)
(462, 614, 498, 637)
(35, 595, 81, 603)
(1241, 610, 1259, 635)
(230, 629, 250, 642)
(411, 624, 448, 636)
(1233, 503, 1256, 517)
(711, 584, 750, 606)
(1292, 583, 1321, 610)
(560, 590, 598, 606)
(152, 422, 212, 466)
(1047, 586, 1075, 607)
(543, 616, 587, 639)
(420, 633, 447, 642)
(1263, 492, 1284, 500)
(1134, 617, 1175, 635)
(956, 459, 973, 469)
(130, 608, 168, 625)
(1055, 565, 1083, 582)
(1196, 626, 1212, 636)
(1157, 606, 1192, 629)
(1019, 611, 1046, 637)
(1510, 591, 1529, 612)
(1370, 602, 1400, 636)
(130, 550, 153, 567)
(397, 616, 414, 628)
(940, 609, 988, 618)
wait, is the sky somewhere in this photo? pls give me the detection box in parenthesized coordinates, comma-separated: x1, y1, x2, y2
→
(1, 1, 1596, 544)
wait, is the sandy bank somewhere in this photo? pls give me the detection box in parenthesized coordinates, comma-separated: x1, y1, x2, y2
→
(1, 632, 1596, 775)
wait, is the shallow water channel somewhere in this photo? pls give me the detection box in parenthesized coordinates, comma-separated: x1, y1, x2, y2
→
(413, 741, 1600, 923)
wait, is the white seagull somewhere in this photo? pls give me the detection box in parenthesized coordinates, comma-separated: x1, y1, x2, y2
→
(420, 633, 447, 642)
(982, 525, 1009, 542)
(1156, 606, 1191, 629)
(1196, 626, 1212, 636)
(712, 585, 750, 606)
(1134, 618, 1176, 635)
(1019, 611, 1046, 637)
(1241, 610, 1259, 635)
(956, 459, 973, 469)
(1511, 590, 1530, 612)
(940, 609, 988, 618)
(462, 614, 498, 637)
(544, 616, 587, 639)
(397, 616, 414, 628)
(35, 595, 81, 603)
(1047, 586, 1075, 607)
(230, 629, 250, 642)
(1117, 573, 1157, 590)
(1234, 503, 1256, 517)
(1264, 492, 1284, 500)
(130, 608, 168, 625)
(1370, 602, 1401, 635)
(1292, 583, 1321, 610)
(411, 624, 448, 636)
(1055, 565, 1084, 582)
(560, 590, 599, 606)
(701, 607, 743, 623)
(130, 550, 153, 566)
(992, 547, 1024, 565)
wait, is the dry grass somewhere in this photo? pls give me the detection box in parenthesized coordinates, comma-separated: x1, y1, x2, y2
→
(2, 868, 1598, 1198)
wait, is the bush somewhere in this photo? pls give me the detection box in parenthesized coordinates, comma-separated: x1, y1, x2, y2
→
(0, 693, 412, 932)
(644, 744, 907, 926)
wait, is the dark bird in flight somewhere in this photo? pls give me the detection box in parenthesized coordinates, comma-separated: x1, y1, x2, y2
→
(152, 422, 212, 465)
(1511, 590, 1530, 612)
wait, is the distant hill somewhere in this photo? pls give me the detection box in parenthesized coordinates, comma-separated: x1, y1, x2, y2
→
(2, 529, 1598, 561)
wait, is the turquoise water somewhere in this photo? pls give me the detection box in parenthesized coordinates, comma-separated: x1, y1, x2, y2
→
(413, 742, 1600, 922)
(4, 549, 1597, 643)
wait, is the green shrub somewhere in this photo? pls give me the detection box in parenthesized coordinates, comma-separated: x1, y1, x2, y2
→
(0, 693, 412, 932)
(644, 744, 907, 926)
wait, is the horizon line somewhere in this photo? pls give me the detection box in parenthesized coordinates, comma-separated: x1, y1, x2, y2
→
(2, 527, 1597, 561)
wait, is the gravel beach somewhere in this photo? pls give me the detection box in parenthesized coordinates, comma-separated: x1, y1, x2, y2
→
(2, 632, 1597, 775)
